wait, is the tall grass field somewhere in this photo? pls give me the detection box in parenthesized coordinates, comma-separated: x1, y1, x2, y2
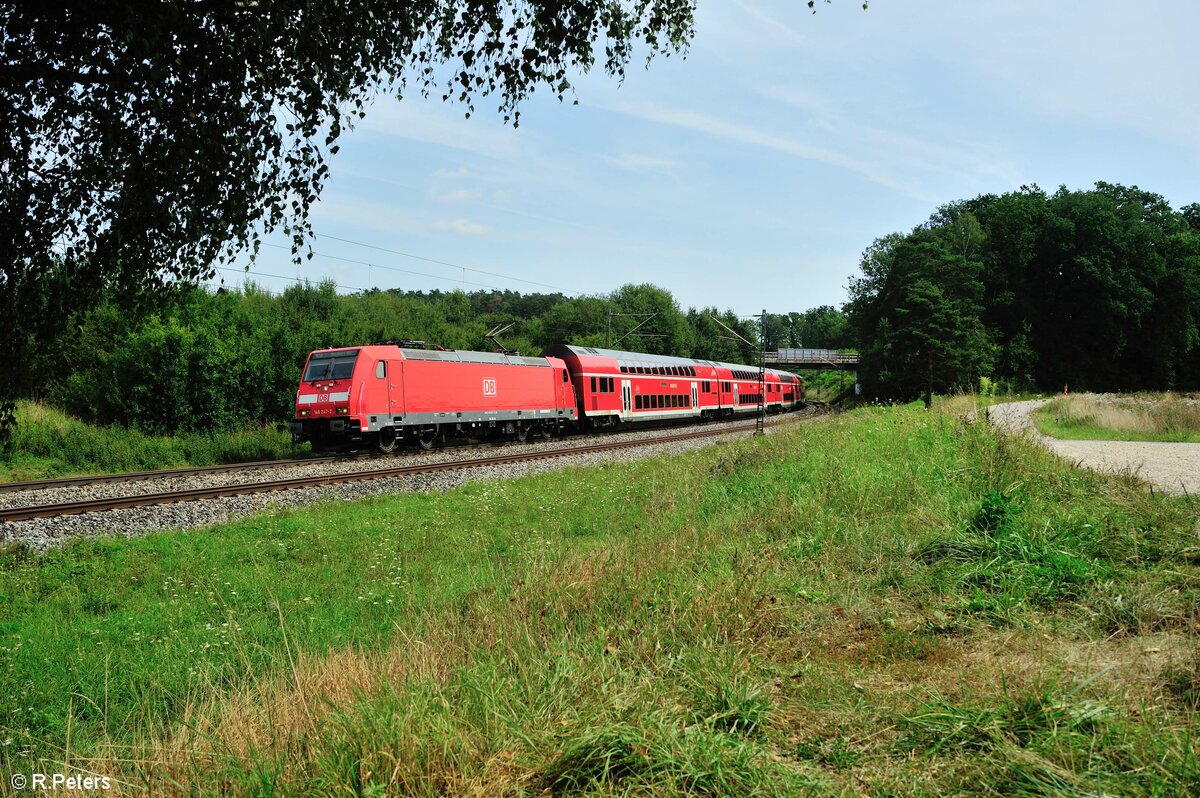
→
(1035, 393, 1200, 443)
(1, 401, 1197, 795)
(0, 401, 298, 482)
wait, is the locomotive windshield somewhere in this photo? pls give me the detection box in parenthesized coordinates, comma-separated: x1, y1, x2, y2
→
(303, 350, 359, 382)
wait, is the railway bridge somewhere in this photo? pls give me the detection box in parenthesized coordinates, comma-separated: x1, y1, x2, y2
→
(763, 348, 859, 370)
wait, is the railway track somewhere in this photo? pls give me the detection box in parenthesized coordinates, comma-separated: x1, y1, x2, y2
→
(0, 417, 805, 523)
(0, 452, 387, 494)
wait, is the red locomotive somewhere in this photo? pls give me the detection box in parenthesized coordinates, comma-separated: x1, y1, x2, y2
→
(291, 343, 805, 451)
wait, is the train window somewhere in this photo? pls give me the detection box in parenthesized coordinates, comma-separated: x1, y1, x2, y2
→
(607, 377, 614, 392)
(591, 377, 597, 392)
(304, 350, 360, 382)
(375, 361, 386, 379)
(563, 370, 569, 382)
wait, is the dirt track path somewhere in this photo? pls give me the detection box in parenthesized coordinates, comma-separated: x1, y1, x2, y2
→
(988, 400, 1200, 496)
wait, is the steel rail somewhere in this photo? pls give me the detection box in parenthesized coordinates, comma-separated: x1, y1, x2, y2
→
(0, 419, 799, 523)
(0, 435, 565, 495)
(0, 452, 391, 494)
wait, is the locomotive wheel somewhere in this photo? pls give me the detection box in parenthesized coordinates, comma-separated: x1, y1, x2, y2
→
(538, 423, 553, 440)
(417, 426, 437, 451)
(377, 426, 398, 453)
(515, 423, 529, 443)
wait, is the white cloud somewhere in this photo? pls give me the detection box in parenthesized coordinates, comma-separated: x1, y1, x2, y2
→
(433, 218, 494, 235)
(308, 196, 423, 236)
(758, 84, 1026, 189)
(358, 100, 519, 159)
(430, 188, 480, 203)
(606, 100, 925, 198)
(606, 152, 683, 171)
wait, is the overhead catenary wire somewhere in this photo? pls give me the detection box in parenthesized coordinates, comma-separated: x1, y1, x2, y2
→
(311, 232, 582, 296)
(260, 242, 508, 292)
(214, 266, 367, 293)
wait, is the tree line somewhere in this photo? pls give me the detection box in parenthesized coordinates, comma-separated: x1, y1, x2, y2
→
(846, 183, 1200, 402)
(14, 282, 844, 435)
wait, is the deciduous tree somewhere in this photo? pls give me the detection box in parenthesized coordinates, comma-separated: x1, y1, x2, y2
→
(0, 0, 698, 440)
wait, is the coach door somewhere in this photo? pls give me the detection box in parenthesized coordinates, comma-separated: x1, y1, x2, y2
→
(733, 383, 739, 409)
(691, 382, 698, 414)
(621, 380, 632, 419)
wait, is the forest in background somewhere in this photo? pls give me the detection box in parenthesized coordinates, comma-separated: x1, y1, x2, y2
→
(846, 182, 1200, 400)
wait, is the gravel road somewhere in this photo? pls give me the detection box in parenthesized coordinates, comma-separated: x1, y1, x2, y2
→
(988, 399, 1200, 496)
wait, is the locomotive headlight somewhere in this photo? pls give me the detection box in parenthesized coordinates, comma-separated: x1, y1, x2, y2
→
(336, 406, 349, 415)
(299, 409, 310, 417)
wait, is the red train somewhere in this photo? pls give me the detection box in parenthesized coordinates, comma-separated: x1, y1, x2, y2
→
(290, 343, 805, 451)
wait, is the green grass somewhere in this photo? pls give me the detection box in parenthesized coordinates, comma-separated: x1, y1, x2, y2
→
(1, 404, 1197, 795)
(1034, 394, 1200, 443)
(0, 401, 300, 482)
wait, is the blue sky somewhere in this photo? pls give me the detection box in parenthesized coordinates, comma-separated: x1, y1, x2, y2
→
(234, 0, 1200, 315)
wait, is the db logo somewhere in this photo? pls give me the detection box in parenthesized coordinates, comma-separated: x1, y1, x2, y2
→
(317, 393, 330, 403)
(482, 379, 497, 396)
